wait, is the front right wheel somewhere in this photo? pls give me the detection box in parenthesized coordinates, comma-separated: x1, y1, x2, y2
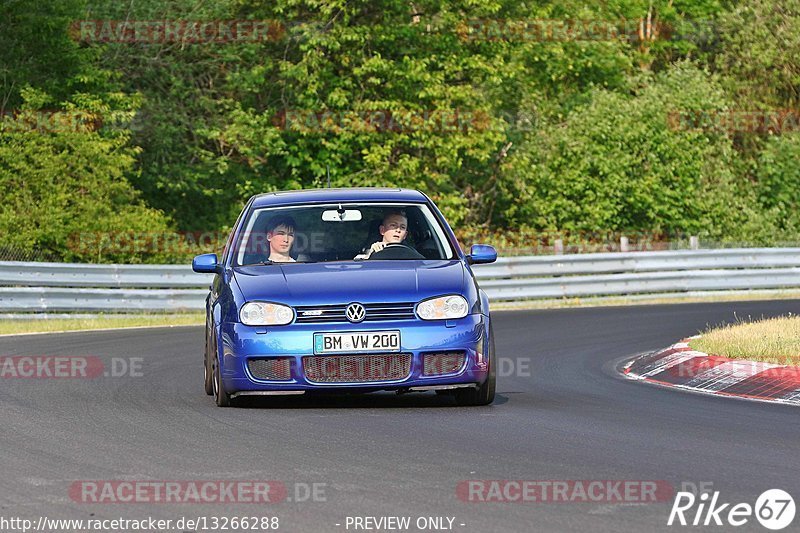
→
(212, 361, 236, 407)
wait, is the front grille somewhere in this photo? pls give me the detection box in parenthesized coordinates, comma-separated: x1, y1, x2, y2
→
(423, 351, 466, 376)
(303, 353, 412, 383)
(247, 358, 293, 380)
(294, 302, 416, 323)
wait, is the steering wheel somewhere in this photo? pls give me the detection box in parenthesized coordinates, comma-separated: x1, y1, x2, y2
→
(368, 243, 424, 260)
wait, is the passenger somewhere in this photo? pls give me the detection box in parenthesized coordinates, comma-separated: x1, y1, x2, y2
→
(265, 215, 297, 263)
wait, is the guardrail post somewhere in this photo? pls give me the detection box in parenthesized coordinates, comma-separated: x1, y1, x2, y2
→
(690, 236, 699, 250)
(554, 239, 564, 255)
(620, 236, 629, 252)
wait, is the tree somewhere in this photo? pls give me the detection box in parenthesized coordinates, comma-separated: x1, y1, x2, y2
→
(0, 89, 173, 263)
(501, 62, 778, 242)
(715, 0, 800, 109)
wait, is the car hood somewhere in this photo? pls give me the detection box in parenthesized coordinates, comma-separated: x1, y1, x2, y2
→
(233, 260, 465, 305)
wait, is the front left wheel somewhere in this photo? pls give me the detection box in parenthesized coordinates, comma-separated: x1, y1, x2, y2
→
(210, 332, 236, 407)
(454, 325, 496, 406)
(204, 329, 214, 395)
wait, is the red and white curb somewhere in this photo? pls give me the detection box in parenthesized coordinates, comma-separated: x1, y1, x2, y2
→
(622, 339, 800, 406)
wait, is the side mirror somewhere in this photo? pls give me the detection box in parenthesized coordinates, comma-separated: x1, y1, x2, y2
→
(192, 253, 220, 273)
(467, 244, 497, 265)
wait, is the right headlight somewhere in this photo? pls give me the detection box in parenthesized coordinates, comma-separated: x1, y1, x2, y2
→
(416, 295, 469, 320)
(240, 302, 294, 326)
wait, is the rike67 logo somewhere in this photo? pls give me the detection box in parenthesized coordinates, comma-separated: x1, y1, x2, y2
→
(668, 489, 796, 530)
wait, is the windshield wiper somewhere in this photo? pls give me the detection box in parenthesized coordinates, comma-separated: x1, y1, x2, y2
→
(238, 260, 273, 267)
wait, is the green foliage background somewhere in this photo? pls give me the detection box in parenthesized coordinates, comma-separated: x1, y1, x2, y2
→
(2, 0, 800, 261)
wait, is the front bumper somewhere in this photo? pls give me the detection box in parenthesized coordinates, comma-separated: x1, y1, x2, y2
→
(218, 314, 489, 394)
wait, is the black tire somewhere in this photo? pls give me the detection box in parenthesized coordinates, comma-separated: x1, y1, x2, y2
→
(211, 331, 236, 408)
(454, 325, 496, 406)
(204, 328, 214, 396)
(204, 358, 214, 396)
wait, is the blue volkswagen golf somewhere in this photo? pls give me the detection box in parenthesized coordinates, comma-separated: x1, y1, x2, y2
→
(192, 188, 497, 407)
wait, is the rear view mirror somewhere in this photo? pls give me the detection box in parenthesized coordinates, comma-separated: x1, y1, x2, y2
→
(322, 209, 363, 222)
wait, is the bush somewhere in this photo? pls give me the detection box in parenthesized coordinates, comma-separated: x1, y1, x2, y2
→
(0, 98, 175, 263)
(500, 62, 779, 243)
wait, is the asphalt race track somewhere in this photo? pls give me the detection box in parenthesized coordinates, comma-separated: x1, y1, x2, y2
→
(1, 300, 798, 533)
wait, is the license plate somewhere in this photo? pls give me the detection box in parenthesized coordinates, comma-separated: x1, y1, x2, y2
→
(313, 331, 401, 354)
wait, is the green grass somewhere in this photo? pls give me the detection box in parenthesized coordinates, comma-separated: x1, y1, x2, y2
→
(0, 314, 204, 335)
(688, 315, 800, 366)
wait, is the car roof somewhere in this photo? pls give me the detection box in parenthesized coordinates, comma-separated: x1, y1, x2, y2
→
(250, 187, 429, 208)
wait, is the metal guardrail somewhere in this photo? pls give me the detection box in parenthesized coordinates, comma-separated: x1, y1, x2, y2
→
(0, 262, 203, 288)
(474, 249, 800, 299)
(0, 287, 209, 312)
(1, 248, 799, 312)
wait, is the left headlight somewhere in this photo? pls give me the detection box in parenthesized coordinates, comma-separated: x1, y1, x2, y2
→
(240, 302, 294, 326)
(416, 295, 469, 320)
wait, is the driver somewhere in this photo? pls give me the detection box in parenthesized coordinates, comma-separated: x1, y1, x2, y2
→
(356, 210, 424, 260)
(369, 210, 408, 255)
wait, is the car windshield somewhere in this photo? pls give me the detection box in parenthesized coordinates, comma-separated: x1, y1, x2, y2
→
(233, 203, 455, 266)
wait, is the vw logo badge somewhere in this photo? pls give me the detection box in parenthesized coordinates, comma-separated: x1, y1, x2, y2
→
(345, 303, 366, 323)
